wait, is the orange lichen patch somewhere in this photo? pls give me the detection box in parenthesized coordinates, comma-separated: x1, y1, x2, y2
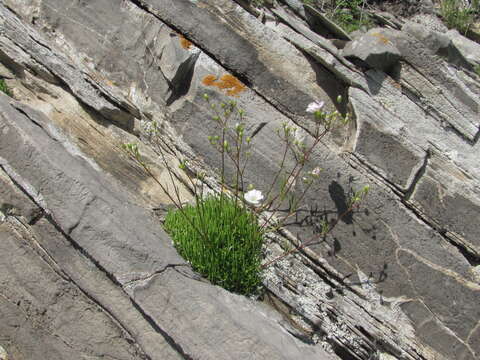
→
(371, 32, 390, 45)
(201, 73, 246, 97)
(226, 86, 245, 96)
(179, 34, 193, 50)
(202, 74, 218, 86)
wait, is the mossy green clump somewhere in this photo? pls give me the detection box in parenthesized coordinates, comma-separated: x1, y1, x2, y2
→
(0, 79, 11, 97)
(164, 195, 264, 296)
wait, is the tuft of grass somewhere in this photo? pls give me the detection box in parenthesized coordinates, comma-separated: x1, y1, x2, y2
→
(332, 10, 372, 33)
(329, 0, 373, 33)
(440, 0, 475, 34)
(164, 195, 263, 296)
(0, 79, 11, 97)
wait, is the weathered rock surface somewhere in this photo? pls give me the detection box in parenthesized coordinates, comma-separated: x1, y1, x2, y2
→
(446, 29, 480, 67)
(403, 21, 474, 70)
(342, 28, 402, 72)
(1, 1, 479, 359)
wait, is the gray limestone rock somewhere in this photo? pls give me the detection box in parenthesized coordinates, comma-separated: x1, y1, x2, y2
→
(446, 29, 480, 67)
(342, 28, 402, 72)
(1, 1, 480, 360)
(349, 87, 426, 191)
(403, 21, 473, 70)
(0, 92, 338, 359)
(279, 0, 307, 18)
(376, 28, 480, 141)
(403, 21, 452, 53)
(409, 13, 449, 33)
(409, 152, 480, 257)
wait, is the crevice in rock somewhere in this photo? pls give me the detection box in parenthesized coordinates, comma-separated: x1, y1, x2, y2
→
(81, 78, 137, 132)
(123, 263, 190, 287)
(27, 210, 45, 225)
(443, 122, 479, 146)
(1, 166, 191, 360)
(42, 212, 194, 360)
(25, 30, 54, 54)
(129, 0, 254, 91)
(349, 153, 405, 197)
(126, 0, 302, 126)
(1, 9, 139, 133)
(346, 153, 479, 268)
(263, 289, 322, 344)
(11, 102, 53, 134)
(4, 214, 153, 360)
(403, 150, 430, 202)
(41, 213, 194, 360)
(472, 127, 480, 145)
(0, 49, 27, 78)
(272, 9, 359, 79)
(444, 234, 480, 266)
(400, 64, 478, 145)
(331, 345, 362, 360)
(128, 300, 195, 360)
(265, 288, 367, 360)
(401, 201, 480, 267)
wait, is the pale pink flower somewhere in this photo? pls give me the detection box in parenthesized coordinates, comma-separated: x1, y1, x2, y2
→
(311, 167, 321, 176)
(306, 101, 325, 113)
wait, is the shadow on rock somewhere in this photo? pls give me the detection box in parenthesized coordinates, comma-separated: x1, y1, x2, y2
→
(328, 180, 353, 224)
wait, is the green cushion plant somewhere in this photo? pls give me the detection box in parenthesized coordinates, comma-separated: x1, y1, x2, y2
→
(164, 195, 263, 295)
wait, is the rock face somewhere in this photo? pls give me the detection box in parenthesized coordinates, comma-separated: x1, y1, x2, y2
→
(446, 28, 480, 67)
(0, 1, 479, 360)
(342, 28, 402, 71)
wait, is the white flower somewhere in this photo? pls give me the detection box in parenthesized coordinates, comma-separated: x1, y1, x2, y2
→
(244, 189, 264, 205)
(306, 101, 325, 113)
(311, 167, 321, 176)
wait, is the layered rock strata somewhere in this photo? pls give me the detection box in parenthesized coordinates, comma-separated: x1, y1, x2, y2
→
(0, 1, 479, 359)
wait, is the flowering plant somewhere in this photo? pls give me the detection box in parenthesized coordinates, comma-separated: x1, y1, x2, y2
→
(306, 100, 325, 113)
(123, 88, 367, 295)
